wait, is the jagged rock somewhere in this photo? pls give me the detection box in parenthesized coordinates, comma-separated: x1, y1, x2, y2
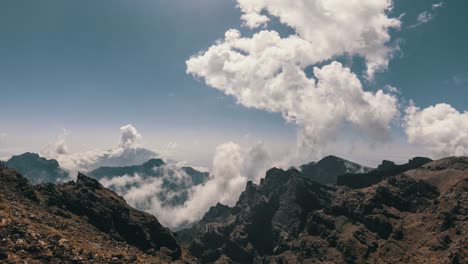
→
(38, 173, 181, 258)
(0, 163, 193, 263)
(180, 157, 468, 263)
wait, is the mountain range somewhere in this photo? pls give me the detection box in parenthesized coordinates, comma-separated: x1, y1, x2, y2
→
(178, 157, 467, 263)
(0, 154, 466, 263)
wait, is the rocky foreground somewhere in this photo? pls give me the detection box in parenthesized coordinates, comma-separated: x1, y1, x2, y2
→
(0, 163, 196, 263)
(179, 157, 467, 263)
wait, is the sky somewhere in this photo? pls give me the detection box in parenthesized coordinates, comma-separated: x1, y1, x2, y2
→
(0, 0, 467, 168)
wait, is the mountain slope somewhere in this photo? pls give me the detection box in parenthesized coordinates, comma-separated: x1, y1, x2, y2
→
(180, 157, 467, 263)
(337, 157, 433, 188)
(6, 152, 69, 184)
(0, 163, 194, 263)
(88, 159, 210, 208)
(300, 155, 373, 185)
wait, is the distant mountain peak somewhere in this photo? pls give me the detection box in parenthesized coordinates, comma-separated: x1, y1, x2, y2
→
(338, 156, 433, 189)
(76, 172, 101, 189)
(6, 152, 69, 184)
(299, 155, 373, 185)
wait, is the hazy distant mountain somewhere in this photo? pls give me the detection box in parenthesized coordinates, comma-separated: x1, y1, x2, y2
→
(88, 158, 166, 179)
(337, 157, 433, 188)
(88, 159, 210, 207)
(52, 147, 159, 173)
(180, 157, 467, 263)
(6, 152, 69, 184)
(299, 155, 373, 185)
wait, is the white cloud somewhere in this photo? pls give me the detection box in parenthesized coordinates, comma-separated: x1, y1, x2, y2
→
(408, 1, 444, 28)
(416, 11, 434, 24)
(42, 125, 158, 173)
(432, 2, 444, 10)
(119, 124, 142, 149)
(187, 32, 399, 149)
(102, 142, 272, 229)
(187, 0, 401, 156)
(405, 103, 468, 157)
(241, 12, 269, 28)
(235, 0, 400, 77)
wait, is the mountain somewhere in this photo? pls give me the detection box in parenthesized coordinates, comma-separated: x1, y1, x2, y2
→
(299, 155, 373, 185)
(0, 163, 195, 263)
(6, 152, 69, 184)
(179, 157, 467, 263)
(51, 147, 159, 173)
(88, 159, 210, 207)
(337, 157, 433, 188)
(88, 158, 166, 179)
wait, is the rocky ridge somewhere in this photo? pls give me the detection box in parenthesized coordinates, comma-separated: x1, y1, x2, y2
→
(0, 162, 195, 263)
(180, 157, 467, 263)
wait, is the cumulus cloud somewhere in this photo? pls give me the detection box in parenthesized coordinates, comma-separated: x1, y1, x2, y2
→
(188, 34, 399, 148)
(119, 124, 142, 149)
(235, 0, 400, 77)
(186, 0, 401, 156)
(405, 103, 468, 157)
(101, 142, 271, 229)
(42, 125, 157, 173)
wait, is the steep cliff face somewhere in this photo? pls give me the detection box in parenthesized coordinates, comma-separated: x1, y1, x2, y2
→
(0, 163, 193, 263)
(180, 157, 467, 263)
(37, 173, 181, 256)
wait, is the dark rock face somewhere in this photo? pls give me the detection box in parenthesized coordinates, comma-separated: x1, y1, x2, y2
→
(337, 157, 433, 188)
(0, 163, 188, 262)
(180, 158, 467, 263)
(300, 155, 373, 185)
(37, 173, 181, 258)
(6, 152, 69, 184)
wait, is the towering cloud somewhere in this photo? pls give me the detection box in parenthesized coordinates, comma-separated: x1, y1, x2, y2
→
(119, 124, 142, 149)
(187, 28, 400, 151)
(405, 103, 468, 157)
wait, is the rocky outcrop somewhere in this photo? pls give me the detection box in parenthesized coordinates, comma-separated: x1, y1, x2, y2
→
(300, 155, 373, 185)
(337, 157, 432, 188)
(6, 152, 69, 184)
(0, 163, 192, 263)
(180, 157, 467, 263)
(37, 173, 181, 258)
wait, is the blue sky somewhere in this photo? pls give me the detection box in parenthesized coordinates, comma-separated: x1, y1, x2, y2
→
(0, 0, 467, 167)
